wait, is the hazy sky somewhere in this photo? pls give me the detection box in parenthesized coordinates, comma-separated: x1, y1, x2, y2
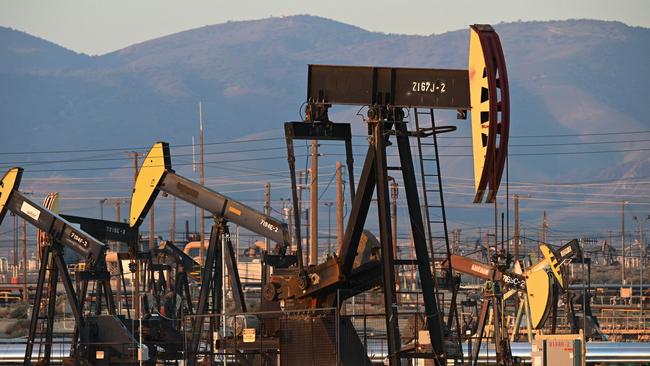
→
(1, 0, 649, 55)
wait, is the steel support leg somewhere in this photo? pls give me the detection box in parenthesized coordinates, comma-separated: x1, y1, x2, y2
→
(339, 145, 376, 277)
(189, 222, 223, 366)
(43, 258, 59, 362)
(373, 121, 401, 365)
(472, 298, 491, 366)
(224, 225, 246, 313)
(24, 246, 51, 365)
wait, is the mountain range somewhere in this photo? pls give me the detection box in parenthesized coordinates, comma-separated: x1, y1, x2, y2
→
(1, 15, 649, 242)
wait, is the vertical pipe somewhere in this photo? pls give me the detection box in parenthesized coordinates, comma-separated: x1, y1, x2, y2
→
(115, 200, 122, 312)
(622, 201, 626, 284)
(336, 161, 343, 254)
(390, 179, 398, 260)
(514, 194, 519, 263)
(199, 102, 205, 261)
(310, 141, 318, 265)
(22, 219, 27, 302)
(390, 179, 399, 292)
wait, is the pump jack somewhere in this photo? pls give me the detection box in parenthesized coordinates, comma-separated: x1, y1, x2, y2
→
(129, 141, 384, 365)
(445, 239, 581, 364)
(129, 142, 268, 363)
(40, 192, 195, 361)
(127, 23, 511, 366)
(0, 168, 144, 366)
(277, 24, 510, 366)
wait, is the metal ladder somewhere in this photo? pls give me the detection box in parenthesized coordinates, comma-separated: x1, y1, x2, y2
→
(412, 107, 463, 363)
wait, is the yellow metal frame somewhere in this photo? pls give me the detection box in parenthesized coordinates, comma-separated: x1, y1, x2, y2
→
(540, 243, 567, 289)
(0, 167, 23, 224)
(129, 142, 172, 228)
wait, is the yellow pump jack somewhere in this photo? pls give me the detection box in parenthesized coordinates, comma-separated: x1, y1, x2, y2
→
(446, 239, 580, 364)
(505, 241, 580, 342)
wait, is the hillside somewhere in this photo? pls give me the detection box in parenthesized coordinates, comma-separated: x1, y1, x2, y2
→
(0, 15, 648, 237)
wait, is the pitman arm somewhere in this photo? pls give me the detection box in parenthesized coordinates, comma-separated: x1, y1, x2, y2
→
(0, 167, 107, 268)
(129, 142, 291, 253)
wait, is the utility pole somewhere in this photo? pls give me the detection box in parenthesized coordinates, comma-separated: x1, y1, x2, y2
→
(283, 202, 293, 247)
(541, 210, 548, 244)
(478, 227, 483, 262)
(114, 200, 121, 223)
(199, 102, 206, 261)
(171, 197, 176, 242)
(522, 226, 527, 263)
(22, 219, 27, 302)
(99, 199, 106, 219)
(641, 217, 646, 325)
(336, 161, 343, 254)
(310, 141, 318, 265)
(264, 182, 271, 285)
(514, 194, 519, 263)
(622, 201, 626, 284)
(127, 150, 140, 318)
(114, 199, 122, 309)
(298, 170, 305, 263)
(324, 202, 334, 254)
(264, 182, 271, 250)
(633, 215, 649, 325)
(452, 229, 461, 255)
(128, 151, 139, 184)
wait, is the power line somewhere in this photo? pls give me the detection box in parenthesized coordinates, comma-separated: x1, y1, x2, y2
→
(0, 136, 283, 155)
(5, 144, 650, 171)
(2, 129, 650, 156)
(6, 155, 309, 173)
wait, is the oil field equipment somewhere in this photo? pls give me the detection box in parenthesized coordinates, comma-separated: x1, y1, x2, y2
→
(130, 141, 384, 365)
(0, 168, 145, 365)
(130, 142, 271, 364)
(40, 192, 194, 362)
(280, 23, 510, 366)
(446, 240, 580, 364)
(4, 22, 512, 366)
(530, 331, 586, 366)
